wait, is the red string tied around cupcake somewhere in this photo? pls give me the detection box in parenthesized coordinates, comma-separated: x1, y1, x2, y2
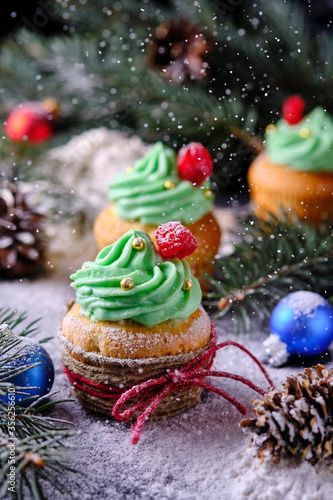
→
(112, 323, 274, 444)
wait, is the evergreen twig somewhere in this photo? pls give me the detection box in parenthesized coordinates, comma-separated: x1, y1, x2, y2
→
(0, 329, 41, 394)
(0, 323, 77, 499)
(1, 0, 330, 155)
(204, 213, 333, 333)
(0, 428, 77, 500)
(0, 308, 40, 338)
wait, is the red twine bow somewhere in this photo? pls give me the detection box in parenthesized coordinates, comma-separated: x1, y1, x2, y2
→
(63, 366, 124, 400)
(112, 323, 274, 444)
(63, 323, 274, 444)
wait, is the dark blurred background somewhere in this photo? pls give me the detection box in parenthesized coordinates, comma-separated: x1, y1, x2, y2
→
(0, 0, 332, 40)
(0, 0, 332, 206)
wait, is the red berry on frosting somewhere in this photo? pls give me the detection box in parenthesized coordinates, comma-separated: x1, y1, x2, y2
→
(177, 142, 213, 185)
(282, 95, 305, 125)
(155, 221, 198, 260)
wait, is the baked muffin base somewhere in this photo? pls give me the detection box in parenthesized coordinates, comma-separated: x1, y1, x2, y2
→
(60, 322, 214, 419)
(248, 152, 333, 225)
(62, 303, 211, 359)
(93, 205, 222, 279)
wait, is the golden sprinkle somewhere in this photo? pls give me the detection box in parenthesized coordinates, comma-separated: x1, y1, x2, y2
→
(182, 278, 193, 291)
(204, 188, 213, 199)
(120, 277, 134, 291)
(132, 237, 145, 251)
(299, 127, 311, 138)
(125, 166, 133, 174)
(164, 180, 176, 190)
(81, 265, 89, 269)
(266, 124, 276, 136)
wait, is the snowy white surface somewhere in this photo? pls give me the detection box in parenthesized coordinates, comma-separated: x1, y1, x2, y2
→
(1, 272, 333, 500)
(2, 130, 333, 499)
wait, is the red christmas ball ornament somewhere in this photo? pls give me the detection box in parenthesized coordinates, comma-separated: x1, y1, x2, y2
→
(282, 95, 305, 125)
(5, 100, 58, 144)
(155, 221, 198, 260)
(177, 142, 213, 185)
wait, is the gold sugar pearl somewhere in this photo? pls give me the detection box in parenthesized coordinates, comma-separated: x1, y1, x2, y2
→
(132, 237, 145, 251)
(182, 278, 193, 291)
(204, 188, 213, 199)
(164, 180, 176, 190)
(266, 124, 276, 135)
(126, 166, 133, 174)
(120, 277, 134, 291)
(299, 127, 311, 138)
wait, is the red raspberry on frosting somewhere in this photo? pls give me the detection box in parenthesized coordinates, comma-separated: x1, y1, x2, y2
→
(155, 222, 198, 260)
(282, 95, 305, 125)
(177, 142, 213, 185)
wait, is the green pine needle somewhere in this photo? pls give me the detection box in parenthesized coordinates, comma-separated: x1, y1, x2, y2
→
(204, 213, 333, 333)
(0, 326, 77, 500)
(0, 309, 41, 339)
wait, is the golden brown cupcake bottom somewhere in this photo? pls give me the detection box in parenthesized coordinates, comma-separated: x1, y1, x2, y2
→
(248, 152, 333, 225)
(60, 304, 213, 418)
(93, 205, 222, 280)
(61, 303, 211, 359)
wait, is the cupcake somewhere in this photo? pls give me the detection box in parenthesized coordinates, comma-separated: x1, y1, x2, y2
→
(248, 97, 333, 225)
(93, 141, 221, 279)
(60, 224, 213, 419)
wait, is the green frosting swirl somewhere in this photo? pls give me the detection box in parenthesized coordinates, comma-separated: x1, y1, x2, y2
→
(265, 107, 333, 172)
(108, 142, 213, 225)
(70, 229, 201, 327)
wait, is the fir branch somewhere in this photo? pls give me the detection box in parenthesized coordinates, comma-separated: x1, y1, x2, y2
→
(35, 32, 257, 145)
(0, 307, 53, 344)
(227, 126, 263, 154)
(0, 0, 331, 146)
(204, 213, 333, 333)
(0, 428, 77, 500)
(0, 329, 77, 499)
(0, 308, 40, 338)
(211, 0, 333, 111)
(0, 393, 73, 438)
(0, 330, 41, 395)
(0, 7, 258, 148)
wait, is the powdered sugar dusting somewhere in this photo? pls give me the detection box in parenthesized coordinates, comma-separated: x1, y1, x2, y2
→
(287, 291, 328, 319)
(61, 305, 210, 359)
(233, 448, 333, 500)
(155, 221, 198, 260)
(3, 270, 333, 499)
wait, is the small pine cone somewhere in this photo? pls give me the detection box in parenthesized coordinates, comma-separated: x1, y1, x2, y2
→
(240, 364, 333, 464)
(146, 20, 213, 83)
(0, 181, 47, 279)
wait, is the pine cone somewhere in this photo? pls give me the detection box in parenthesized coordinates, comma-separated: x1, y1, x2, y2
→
(146, 20, 213, 83)
(240, 364, 333, 464)
(0, 181, 47, 279)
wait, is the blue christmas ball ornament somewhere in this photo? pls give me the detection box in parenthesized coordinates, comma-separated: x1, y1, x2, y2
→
(264, 291, 333, 366)
(0, 328, 54, 406)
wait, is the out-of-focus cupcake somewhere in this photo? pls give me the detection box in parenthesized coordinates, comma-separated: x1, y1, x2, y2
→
(93, 141, 221, 279)
(248, 97, 333, 225)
